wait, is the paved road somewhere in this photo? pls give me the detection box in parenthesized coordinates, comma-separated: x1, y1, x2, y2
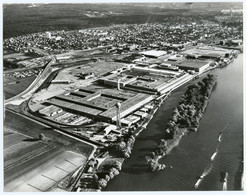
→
(5, 56, 56, 105)
(4, 109, 96, 155)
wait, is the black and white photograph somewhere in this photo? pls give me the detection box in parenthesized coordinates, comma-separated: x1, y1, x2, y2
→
(1, 0, 244, 192)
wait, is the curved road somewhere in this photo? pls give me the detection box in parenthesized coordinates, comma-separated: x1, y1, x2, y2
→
(5, 56, 56, 105)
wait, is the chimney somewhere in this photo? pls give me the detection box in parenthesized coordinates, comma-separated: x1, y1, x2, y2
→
(117, 79, 121, 90)
(116, 102, 121, 128)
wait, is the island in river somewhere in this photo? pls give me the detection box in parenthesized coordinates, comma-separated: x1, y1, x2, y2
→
(146, 74, 217, 172)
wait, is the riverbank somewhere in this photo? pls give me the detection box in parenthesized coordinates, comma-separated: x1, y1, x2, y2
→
(146, 74, 217, 171)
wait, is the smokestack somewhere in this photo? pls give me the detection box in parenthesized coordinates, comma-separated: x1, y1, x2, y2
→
(117, 79, 121, 90)
(116, 102, 121, 128)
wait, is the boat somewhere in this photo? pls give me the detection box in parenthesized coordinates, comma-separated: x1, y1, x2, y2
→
(218, 132, 223, 142)
(223, 172, 229, 183)
(194, 175, 204, 189)
(210, 152, 217, 161)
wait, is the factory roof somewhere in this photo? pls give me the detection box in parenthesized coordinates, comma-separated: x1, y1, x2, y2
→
(99, 93, 153, 120)
(140, 50, 167, 58)
(39, 105, 62, 115)
(174, 60, 210, 69)
(181, 46, 232, 58)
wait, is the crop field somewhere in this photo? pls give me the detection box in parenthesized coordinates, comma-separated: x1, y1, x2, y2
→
(4, 128, 62, 185)
(4, 151, 87, 192)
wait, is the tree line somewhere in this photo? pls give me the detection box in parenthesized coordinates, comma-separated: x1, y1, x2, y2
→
(146, 73, 217, 171)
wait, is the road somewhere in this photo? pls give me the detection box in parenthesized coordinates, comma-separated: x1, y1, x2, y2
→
(4, 56, 56, 105)
(4, 108, 97, 191)
(4, 44, 112, 106)
(4, 108, 97, 168)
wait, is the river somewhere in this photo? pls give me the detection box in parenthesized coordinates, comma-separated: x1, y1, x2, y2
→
(104, 54, 243, 191)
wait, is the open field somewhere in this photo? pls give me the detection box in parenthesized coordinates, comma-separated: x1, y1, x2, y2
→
(4, 76, 36, 99)
(3, 53, 32, 62)
(4, 128, 62, 184)
(4, 110, 94, 156)
(4, 151, 87, 192)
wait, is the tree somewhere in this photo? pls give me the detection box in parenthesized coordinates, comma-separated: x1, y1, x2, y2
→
(116, 141, 126, 151)
(202, 77, 209, 87)
(109, 171, 115, 179)
(193, 83, 201, 90)
(110, 167, 119, 176)
(98, 178, 108, 188)
(149, 159, 158, 171)
(123, 150, 130, 158)
(104, 174, 110, 182)
(115, 161, 122, 171)
(158, 139, 167, 150)
(171, 115, 178, 123)
(198, 81, 205, 89)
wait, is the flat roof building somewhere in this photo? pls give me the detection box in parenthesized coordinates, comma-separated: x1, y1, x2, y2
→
(45, 86, 153, 122)
(174, 60, 211, 73)
(140, 50, 167, 58)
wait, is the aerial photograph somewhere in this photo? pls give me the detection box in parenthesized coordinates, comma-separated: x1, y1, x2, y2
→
(2, 1, 244, 192)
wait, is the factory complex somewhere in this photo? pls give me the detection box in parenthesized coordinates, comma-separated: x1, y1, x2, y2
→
(25, 45, 238, 147)
(31, 57, 199, 128)
(45, 87, 153, 125)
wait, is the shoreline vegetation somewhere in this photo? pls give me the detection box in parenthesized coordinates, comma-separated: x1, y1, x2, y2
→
(146, 73, 217, 171)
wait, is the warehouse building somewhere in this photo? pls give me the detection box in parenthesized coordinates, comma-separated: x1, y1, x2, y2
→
(98, 66, 193, 95)
(45, 87, 154, 123)
(174, 60, 211, 73)
(39, 105, 63, 116)
(139, 50, 167, 58)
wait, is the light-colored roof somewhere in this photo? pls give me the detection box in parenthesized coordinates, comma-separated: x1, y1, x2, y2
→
(140, 50, 167, 57)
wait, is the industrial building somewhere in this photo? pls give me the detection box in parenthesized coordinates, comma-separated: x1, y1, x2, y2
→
(45, 87, 154, 123)
(139, 50, 167, 58)
(41, 65, 195, 126)
(39, 105, 63, 116)
(181, 46, 233, 60)
(174, 60, 211, 73)
(51, 80, 71, 84)
(98, 66, 192, 94)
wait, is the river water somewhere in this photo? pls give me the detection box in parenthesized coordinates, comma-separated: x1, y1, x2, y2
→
(104, 54, 243, 191)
